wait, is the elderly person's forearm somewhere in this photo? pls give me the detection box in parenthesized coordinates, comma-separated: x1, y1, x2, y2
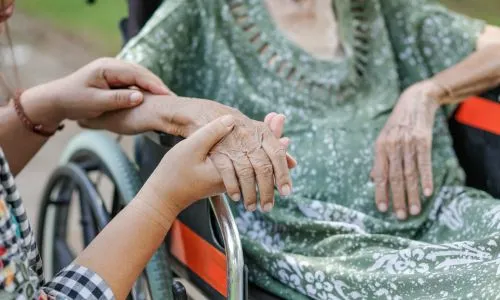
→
(431, 44, 500, 105)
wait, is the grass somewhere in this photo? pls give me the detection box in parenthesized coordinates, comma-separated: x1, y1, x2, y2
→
(441, 0, 500, 26)
(16, 0, 500, 55)
(16, 0, 127, 55)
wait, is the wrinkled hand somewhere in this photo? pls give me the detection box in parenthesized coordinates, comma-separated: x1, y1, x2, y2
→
(81, 94, 296, 212)
(48, 58, 170, 123)
(371, 80, 443, 220)
(195, 102, 294, 212)
(263, 112, 297, 169)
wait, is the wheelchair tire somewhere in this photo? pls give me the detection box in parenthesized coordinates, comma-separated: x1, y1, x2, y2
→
(37, 131, 173, 300)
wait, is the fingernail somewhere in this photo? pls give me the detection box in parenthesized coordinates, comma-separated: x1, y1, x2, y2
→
(377, 202, 388, 212)
(262, 203, 274, 212)
(231, 193, 240, 202)
(246, 203, 256, 212)
(129, 92, 143, 104)
(220, 115, 235, 127)
(410, 205, 420, 216)
(424, 188, 432, 197)
(281, 184, 291, 196)
(396, 210, 407, 220)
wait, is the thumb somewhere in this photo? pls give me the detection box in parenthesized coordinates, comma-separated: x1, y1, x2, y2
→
(97, 89, 144, 112)
(185, 115, 235, 157)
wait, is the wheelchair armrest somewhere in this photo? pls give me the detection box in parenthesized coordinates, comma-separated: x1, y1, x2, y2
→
(209, 195, 245, 299)
(450, 86, 500, 198)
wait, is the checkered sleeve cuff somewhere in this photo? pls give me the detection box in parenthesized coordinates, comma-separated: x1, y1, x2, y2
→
(43, 264, 115, 300)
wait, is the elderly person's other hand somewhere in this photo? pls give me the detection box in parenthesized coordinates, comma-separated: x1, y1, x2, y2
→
(81, 95, 296, 212)
(371, 80, 443, 220)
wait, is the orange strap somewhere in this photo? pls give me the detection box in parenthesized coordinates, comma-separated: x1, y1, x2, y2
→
(455, 96, 500, 135)
(169, 220, 227, 297)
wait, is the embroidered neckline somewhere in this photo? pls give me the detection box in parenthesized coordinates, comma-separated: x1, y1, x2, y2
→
(227, 0, 372, 98)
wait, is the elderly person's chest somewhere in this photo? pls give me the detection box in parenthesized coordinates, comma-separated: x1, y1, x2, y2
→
(173, 0, 400, 119)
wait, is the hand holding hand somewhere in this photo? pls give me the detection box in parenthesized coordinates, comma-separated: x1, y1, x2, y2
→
(26, 58, 171, 130)
(82, 95, 296, 212)
(139, 115, 236, 215)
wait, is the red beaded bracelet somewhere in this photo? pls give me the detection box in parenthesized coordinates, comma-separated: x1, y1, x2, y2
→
(12, 90, 64, 137)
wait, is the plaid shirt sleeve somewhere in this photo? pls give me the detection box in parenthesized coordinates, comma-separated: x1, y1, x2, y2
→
(43, 264, 115, 300)
(0, 148, 115, 300)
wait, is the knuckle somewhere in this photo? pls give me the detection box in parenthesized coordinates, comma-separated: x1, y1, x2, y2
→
(404, 171, 418, 181)
(407, 186, 419, 196)
(272, 147, 287, 160)
(415, 135, 427, 145)
(374, 179, 387, 188)
(237, 165, 254, 179)
(405, 135, 415, 146)
(97, 57, 114, 70)
(225, 183, 239, 194)
(215, 160, 234, 173)
(260, 194, 275, 202)
(418, 139, 431, 150)
(389, 175, 403, 184)
(372, 172, 387, 184)
(275, 172, 289, 185)
(94, 57, 111, 66)
(373, 174, 387, 183)
(255, 163, 274, 177)
(392, 202, 406, 210)
(385, 138, 398, 149)
(112, 91, 126, 105)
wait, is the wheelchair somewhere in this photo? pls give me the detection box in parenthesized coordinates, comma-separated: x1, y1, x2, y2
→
(34, 88, 500, 300)
(37, 1, 500, 299)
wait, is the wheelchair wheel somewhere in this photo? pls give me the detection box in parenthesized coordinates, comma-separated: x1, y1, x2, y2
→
(37, 131, 172, 300)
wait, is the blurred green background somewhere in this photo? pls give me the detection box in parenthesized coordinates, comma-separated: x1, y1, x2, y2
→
(16, 0, 500, 55)
(17, 0, 127, 54)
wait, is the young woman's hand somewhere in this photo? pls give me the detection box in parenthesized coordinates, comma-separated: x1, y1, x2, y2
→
(137, 115, 236, 218)
(22, 58, 171, 130)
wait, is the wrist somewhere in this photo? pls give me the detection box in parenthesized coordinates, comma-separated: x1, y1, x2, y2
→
(128, 196, 177, 233)
(426, 79, 450, 106)
(136, 180, 183, 221)
(419, 79, 445, 109)
(152, 96, 203, 137)
(21, 82, 65, 131)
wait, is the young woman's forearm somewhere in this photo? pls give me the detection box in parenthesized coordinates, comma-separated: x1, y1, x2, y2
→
(0, 83, 63, 175)
(431, 44, 500, 104)
(73, 188, 178, 300)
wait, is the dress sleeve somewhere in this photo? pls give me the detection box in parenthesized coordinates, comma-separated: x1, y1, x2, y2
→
(117, 0, 200, 87)
(380, 0, 485, 87)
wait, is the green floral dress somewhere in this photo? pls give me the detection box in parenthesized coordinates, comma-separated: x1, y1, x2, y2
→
(120, 0, 500, 298)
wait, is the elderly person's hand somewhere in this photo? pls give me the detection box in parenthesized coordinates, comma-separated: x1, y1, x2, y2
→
(371, 80, 443, 220)
(80, 95, 296, 212)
